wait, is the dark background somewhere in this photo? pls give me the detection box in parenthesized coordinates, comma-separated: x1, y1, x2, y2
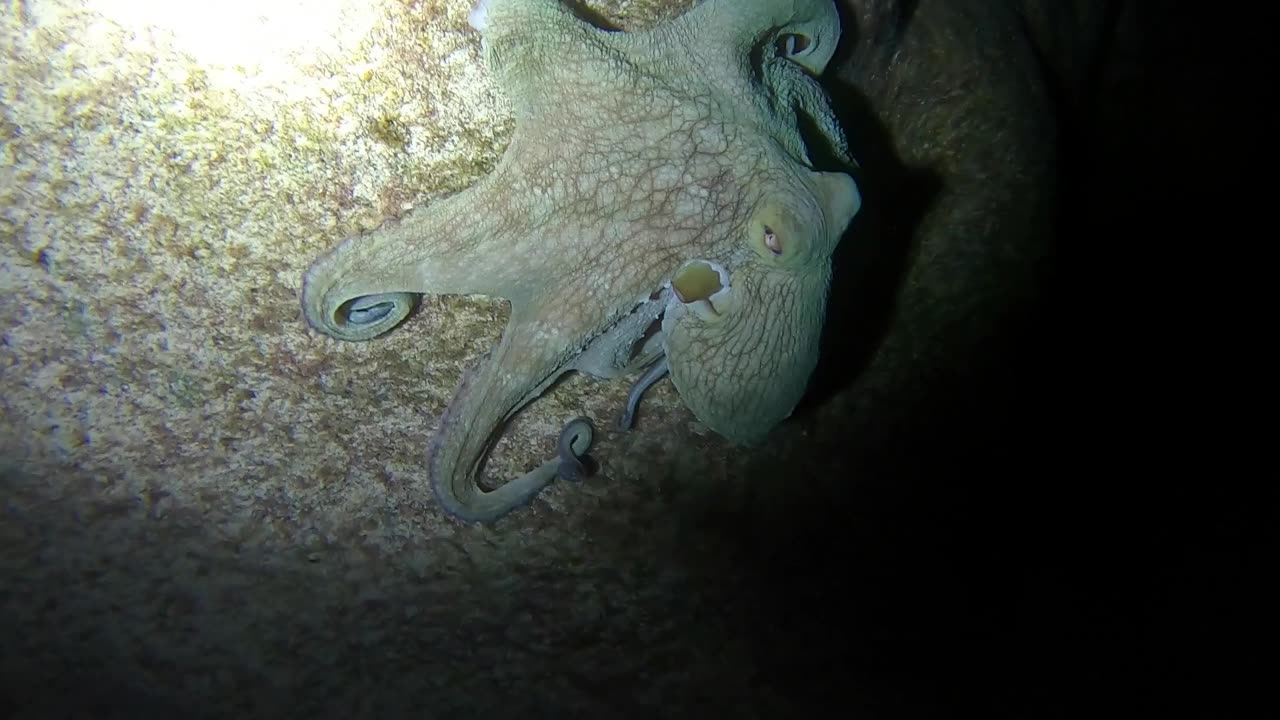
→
(746, 1, 1257, 716)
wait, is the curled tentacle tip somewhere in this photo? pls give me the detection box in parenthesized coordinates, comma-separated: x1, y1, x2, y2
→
(555, 416, 596, 482)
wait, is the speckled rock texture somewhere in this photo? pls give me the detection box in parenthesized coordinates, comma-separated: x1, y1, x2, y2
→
(1, 0, 1125, 717)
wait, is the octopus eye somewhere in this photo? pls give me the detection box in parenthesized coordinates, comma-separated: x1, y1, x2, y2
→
(777, 33, 812, 58)
(763, 225, 783, 255)
(748, 200, 811, 265)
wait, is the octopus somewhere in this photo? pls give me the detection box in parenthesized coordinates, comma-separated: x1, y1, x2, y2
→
(300, 0, 861, 523)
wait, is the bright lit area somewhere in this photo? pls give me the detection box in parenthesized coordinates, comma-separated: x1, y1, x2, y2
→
(86, 0, 378, 71)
